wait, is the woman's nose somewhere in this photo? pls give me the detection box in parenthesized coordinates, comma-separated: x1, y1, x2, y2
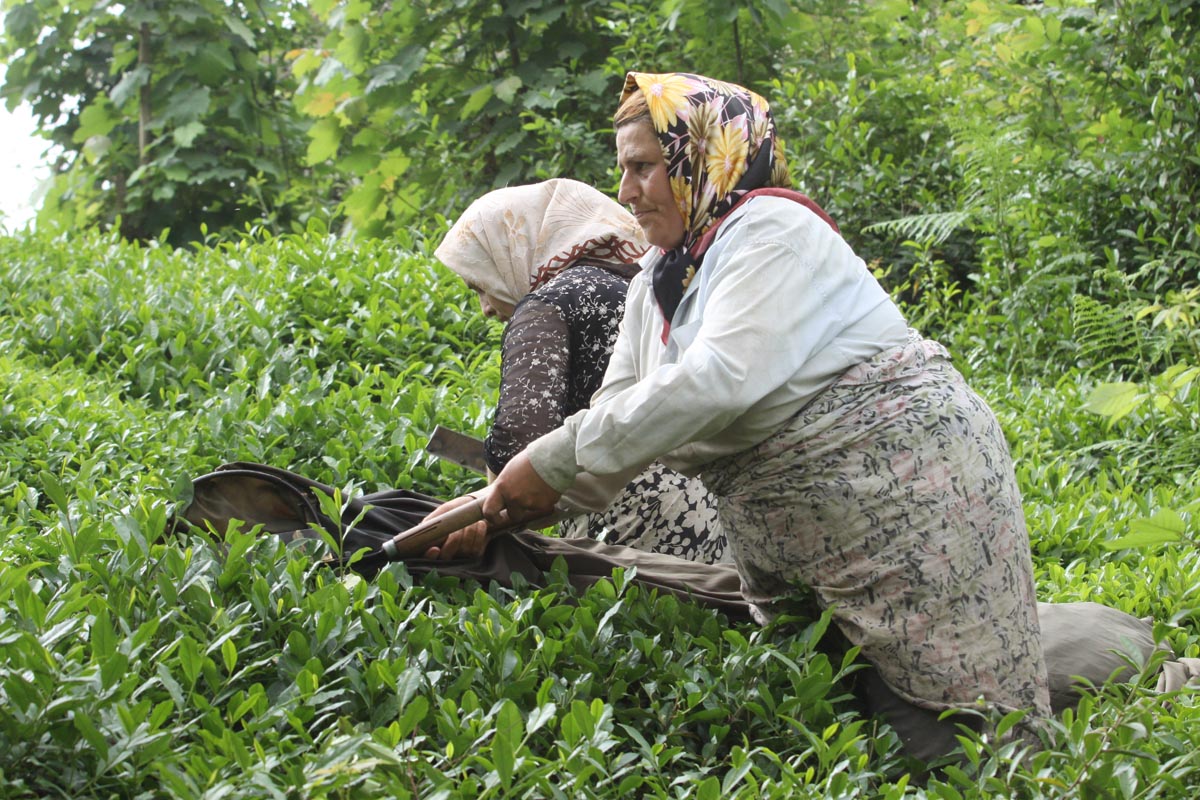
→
(617, 171, 636, 205)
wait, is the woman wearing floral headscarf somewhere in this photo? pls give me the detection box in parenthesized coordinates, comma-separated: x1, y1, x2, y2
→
(433, 178, 727, 564)
(440, 75, 1051, 759)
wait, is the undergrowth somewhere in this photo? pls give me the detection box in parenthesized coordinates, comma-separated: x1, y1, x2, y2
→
(0, 227, 1196, 798)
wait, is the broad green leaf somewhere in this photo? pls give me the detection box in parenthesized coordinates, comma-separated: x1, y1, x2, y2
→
(222, 14, 257, 47)
(1165, 364, 1200, 391)
(192, 43, 236, 83)
(493, 699, 522, 789)
(73, 712, 110, 760)
(576, 69, 610, 97)
(1021, 15, 1047, 49)
(759, 0, 795, 22)
(82, 134, 111, 164)
(5, 3, 38, 43)
(179, 636, 203, 686)
(221, 638, 238, 674)
(306, 118, 342, 164)
(722, 756, 755, 794)
(696, 776, 721, 800)
(304, 91, 340, 117)
(397, 666, 422, 708)
(397, 695, 429, 738)
(100, 651, 129, 689)
(1103, 509, 1187, 550)
(75, 101, 120, 143)
(161, 86, 211, 125)
(1045, 14, 1062, 42)
(364, 45, 427, 94)
(378, 154, 411, 181)
(526, 702, 555, 735)
(341, 0, 372, 23)
(258, 117, 281, 147)
(459, 85, 494, 121)
(110, 66, 151, 108)
(1083, 382, 1142, 420)
(616, 775, 644, 794)
(336, 24, 367, 71)
(343, 174, 385, 223)
(495, 75, 523, 104)
(39, 470, 70, 513)
(150, 700, 175, 730)
(173, 121, 205, 147)
(310, 0, 338, 17)
(290, 49, 325, 78)
(339, 147, 378, 174)
(1103, 529, 1184, 550)
(92, 608, 116, 660)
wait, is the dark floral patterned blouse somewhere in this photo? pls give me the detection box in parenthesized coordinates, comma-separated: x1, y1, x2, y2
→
(484, 261, 727, 564)
(484, 262, 635, 472)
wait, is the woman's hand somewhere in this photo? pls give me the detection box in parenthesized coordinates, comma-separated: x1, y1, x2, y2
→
(422, 453, 561, 559)
(422, 494, 490, 560)
(481, 451, 561, 527)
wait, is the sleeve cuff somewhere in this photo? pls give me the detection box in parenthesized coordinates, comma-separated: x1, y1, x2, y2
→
(526, 412, 645, 515)
(524, 421, 581, 494)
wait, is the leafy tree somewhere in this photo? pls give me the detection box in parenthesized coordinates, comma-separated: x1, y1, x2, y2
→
(290, 0, 625, 237)
(1, 0, 326, 244)
(291, 0, 797, 236)
(921, 0, 1200, 374)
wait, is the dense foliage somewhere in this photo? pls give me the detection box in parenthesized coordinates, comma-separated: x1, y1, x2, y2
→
(0, 221, 1196, 797)
(0, 0, 1198, 796)
(4, 1, 1197, 376)
(1, 0, 327, 242)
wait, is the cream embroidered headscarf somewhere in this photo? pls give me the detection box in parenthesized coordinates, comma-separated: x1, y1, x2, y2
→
(434, 178, 648, 307)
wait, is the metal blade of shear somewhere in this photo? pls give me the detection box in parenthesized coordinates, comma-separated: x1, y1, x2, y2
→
(426, 425, 488, 475)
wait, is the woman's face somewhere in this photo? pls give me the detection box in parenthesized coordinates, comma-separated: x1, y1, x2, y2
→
(470, 285, 515, 320)
(616, 121, 685, 250)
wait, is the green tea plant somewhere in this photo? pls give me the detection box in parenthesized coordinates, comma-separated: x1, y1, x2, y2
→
(1, 216, 1198, 797)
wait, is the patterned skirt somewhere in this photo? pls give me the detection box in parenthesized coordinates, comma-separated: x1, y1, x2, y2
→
(558, 464, 730, 565)
(702, 331, 1050, 720)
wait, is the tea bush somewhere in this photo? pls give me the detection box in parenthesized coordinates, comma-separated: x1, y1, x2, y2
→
(0, 227, 1197, 798)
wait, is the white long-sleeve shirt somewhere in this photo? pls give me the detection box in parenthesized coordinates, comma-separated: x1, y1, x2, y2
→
(529, 196, 910, 512)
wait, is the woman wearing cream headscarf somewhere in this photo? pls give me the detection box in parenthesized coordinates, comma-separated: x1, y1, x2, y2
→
(434, 178, 727, 564)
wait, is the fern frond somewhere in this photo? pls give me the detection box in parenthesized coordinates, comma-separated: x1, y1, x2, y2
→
(862, 211, 972, 246)
(946, 117, 1029, 212)
(1045, 252, 1092, 270)
(1072, 295, 1139, 370)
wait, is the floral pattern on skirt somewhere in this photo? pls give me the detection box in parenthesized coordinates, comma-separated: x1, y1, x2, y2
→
(702, 331, 1050, 720)
(559, 462, 729, 564)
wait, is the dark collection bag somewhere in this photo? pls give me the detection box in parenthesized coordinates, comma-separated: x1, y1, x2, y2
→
(173, 461, 755, 621)
(175, 461, 441, 575)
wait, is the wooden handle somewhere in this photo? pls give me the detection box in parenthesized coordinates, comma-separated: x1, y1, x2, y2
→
(381, 494, 486, 560)
(380, 486, 563, 561)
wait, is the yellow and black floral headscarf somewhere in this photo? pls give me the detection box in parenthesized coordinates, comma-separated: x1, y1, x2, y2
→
(620, 72, 829, 329)
(621, 72, 793, 247)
